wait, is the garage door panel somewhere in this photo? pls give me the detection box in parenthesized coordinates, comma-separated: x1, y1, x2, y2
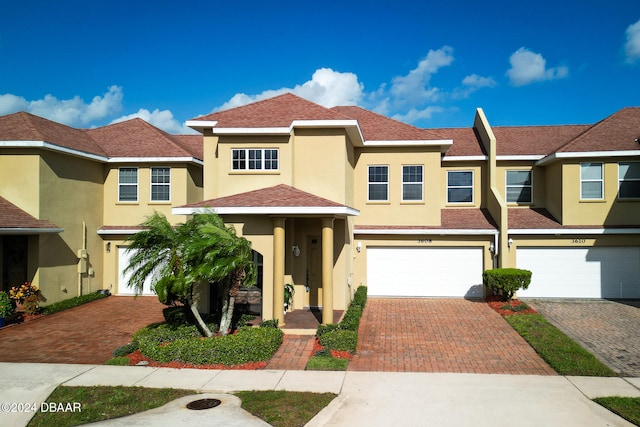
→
(118, 246, 156, 296)
(367, 247, 484, 298)
(517, 247, 640, 299)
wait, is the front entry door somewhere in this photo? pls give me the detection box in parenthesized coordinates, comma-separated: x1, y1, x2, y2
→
(306, 236, 322, 307)
(2, 235, 28, 291)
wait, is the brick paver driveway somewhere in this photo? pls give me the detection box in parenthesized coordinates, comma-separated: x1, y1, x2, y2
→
(349, 298, 555, 375)
(0, 296, 165, 364)
(525, 299, 640, 377)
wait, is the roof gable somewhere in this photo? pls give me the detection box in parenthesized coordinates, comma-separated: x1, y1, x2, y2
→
(193, 93, 350, 128)
(557, 107, 640, 153)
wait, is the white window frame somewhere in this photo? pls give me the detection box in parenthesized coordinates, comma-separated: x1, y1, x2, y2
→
(580, 162, 604, 200)
(402, 165, 423, 202)
(150, 167, 171, 202)
(368, 165, 389, 202)
(447, 170, 474, 204)
(505, 169, 533, 204)
(118, 167, 138, 202)
(231, 148, 279, 171)
(618, 161, 640, 199)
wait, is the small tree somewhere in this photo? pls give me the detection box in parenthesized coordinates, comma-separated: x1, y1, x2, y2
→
(482, 268, 532, 301)
(124, 212, 256, 337)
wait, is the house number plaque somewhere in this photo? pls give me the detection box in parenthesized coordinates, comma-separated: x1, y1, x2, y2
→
(418, 239, 433, 244)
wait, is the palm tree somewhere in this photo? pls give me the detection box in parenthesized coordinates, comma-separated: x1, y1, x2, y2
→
(124, 212, 256, 337)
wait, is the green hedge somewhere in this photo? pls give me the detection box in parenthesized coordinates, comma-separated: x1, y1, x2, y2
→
(319, 329, 358, 353)
(135, 325, 283, 366)
(41, 292, 108, 315)
(482, 268, 532, 301)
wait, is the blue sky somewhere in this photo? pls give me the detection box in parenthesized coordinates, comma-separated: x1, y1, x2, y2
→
(1, 0, 639, 134)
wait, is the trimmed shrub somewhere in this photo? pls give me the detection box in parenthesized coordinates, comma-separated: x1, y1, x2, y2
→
(319, 329, 358, 353)
(316, 323, 341, 338)
(352, 286, 367, 308)
(259, 319, 279, 328)
(136, 324, 283, 366)
(340, 306, 363, 331)
(162, 305, 192, 325)
(40, 292, 108, 315)
(483, 268, 532, 301)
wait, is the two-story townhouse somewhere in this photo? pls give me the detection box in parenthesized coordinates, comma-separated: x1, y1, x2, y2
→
(0, 112, 202, 304)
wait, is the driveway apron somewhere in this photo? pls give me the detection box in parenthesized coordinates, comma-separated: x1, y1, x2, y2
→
(0, 296, 165, 364)
(526, 299, 640, 377)
(349, 298, 556, 375)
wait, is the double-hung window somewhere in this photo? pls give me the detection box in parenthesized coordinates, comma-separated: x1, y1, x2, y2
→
(447, 170, 473, 203)
(619, 162, 640, 199)
(232, 148, 278, 171)
(118, 168, 138, 202)
(368, 165, 389, 201)
(580, 162, 603, 200)
(506, 170, 532, 203)
(402, 165, 423, 201)
(151, 167, 170, 202)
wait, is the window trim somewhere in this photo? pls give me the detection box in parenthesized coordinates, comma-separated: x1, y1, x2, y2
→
(447, 170, 474, 204)
(618, 161, 640, 200)
(368, 165, 389, 202)
(580, 162, 604, 200)
(401, 165, 424, 202)
(150, 166, 171, 202)
(231, 148, 279, 171)
(505, 169, 533, 204)
(118, 167, 138, 202)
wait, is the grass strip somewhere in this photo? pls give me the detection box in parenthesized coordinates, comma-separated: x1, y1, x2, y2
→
(505, 314, 616, 376)
(306, 355, 349, 371)
(236, 390, 336, 427)
(593, 397, 640, 426)
(27, 386, 194, 427)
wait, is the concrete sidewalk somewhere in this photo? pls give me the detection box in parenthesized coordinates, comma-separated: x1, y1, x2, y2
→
(1, 363, 639, 427)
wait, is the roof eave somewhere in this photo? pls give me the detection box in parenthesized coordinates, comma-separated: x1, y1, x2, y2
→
(173, 206, 360, 217)
(536, 150, 640, 166)
(0, 227, 64, 234)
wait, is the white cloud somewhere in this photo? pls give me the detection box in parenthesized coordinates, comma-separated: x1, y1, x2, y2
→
(392, 106, 445, 123)
(625, 19, 640, 63)
(506, 48, 569, 86)
(0, 86, 124, 126)
(111, 108, 197, 134)
(390, 46, 454, 105)
(452, 74, 498, 99)
(215, 68, 364, 111)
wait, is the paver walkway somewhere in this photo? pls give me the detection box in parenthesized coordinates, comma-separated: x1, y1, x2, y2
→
(266, 335, 316, 370)
(526, 299, 640, 377)
(0, 296, 165, 364)
(348, 298, 556, 375)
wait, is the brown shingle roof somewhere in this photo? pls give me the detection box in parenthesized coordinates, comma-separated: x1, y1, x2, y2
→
(193, 93, 349, 128)
(87, 119, 202, 159)
(182, 184, 345, 208)
(508, 208, 562, 229)
(557, 107, 640, 153)
(0, 112, 107, 156)
(355, 209, 497, 231)
(331, 105, 431, 141)
(0, 197, 61, 230)
(493, 125, 590, 156)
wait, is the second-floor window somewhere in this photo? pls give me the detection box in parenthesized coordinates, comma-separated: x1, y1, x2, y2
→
(151, 167, 170, 201)
(619, 161, 640, 199)
(232, 148, 279, 171)
(118, 167, 138, 202)
(447, 170, 473, 203)
(368, 165, 389, 201)
(580, 162, 603, 200)
(402, 165, 423, 201)
(506, 170, 532, 203)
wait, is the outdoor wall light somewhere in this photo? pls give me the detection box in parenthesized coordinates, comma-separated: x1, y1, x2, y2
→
(292, 245, 300, 257)
(105, 242, 111, 253)
(356, 242, 362, 253)
(489, 242, 495, 253)
(508, 238, 514, 248)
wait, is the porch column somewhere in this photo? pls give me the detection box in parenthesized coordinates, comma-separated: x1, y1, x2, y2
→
(272, 217, 286, 326)
(321, 218, 334, 325)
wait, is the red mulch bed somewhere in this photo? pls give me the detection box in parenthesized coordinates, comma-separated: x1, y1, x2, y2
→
(311, 338, 354, 360)
(486, 295, 537, 317)
(124, 350, 267, 370)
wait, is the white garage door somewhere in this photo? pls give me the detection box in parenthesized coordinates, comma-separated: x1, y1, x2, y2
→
(517, 247, 640, 299)
(118, 246, 156, 296)
(367, 247, 484, 298)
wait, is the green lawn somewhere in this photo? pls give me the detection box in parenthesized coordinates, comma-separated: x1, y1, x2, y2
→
(28, 386, 335, 427)
(593, 397, 640, 426)
(505, 313, 617, 376)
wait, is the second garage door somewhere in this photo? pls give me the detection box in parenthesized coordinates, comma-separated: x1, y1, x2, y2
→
(117, 246, 156, 296)
(367, 247, 484, 298)
(517, 246, 640, 299)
